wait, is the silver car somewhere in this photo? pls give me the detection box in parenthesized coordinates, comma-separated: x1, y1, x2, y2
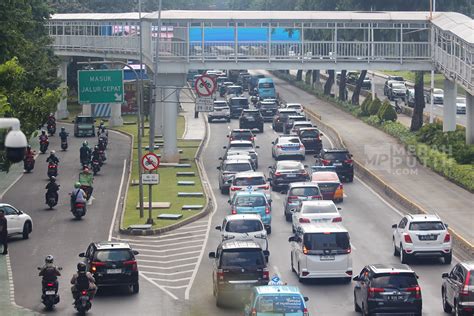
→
(271, 136, 305, 161)
(283, 182, 322, 221)
(217, 159, 254, 194)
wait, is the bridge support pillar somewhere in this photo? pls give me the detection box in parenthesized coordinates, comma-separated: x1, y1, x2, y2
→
(443, 78, 456, 132)
(466, 93, 474, 144)
(82, 104, 92, 116)
(56, 60, 69, 119)
(109, 103, 123, 127)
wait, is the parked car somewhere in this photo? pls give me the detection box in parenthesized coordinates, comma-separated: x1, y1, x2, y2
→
(0, 203, 33, 239)
(268, 160, 309, 192)
(244, 285, 310, 316)
(229, 191, 272, 233)
(209, 240, 269, 307)
(272, 136, 305, 161)
(311, 171, 344, 202)
(318, 148, 354, 182)
(291, 200, 342, 232)
(215, 214, 268, 253)
(284, 182, 322, 221)
(272, 108, 298, 132)
(441, 261, 474, 316)
(298, 127, 323, 154)
(217, 159, 254, 194)
(239, 109, 264, 132)
(208, 101, 230, 123)
(353, 264, 422, 316)
(392, 214, 452, 264)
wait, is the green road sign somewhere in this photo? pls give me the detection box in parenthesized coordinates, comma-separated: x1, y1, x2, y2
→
(78, 70, 124, 104)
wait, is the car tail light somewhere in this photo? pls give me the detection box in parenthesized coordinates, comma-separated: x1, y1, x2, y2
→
(276, 145, 282, 149)
(231, 207, 237, 215)
(406, 286, 421, 299)
(321, 159, 330, 165)
(368, 287, 385, 298)
(303, 308, 309, 316)
(404, 233, 413, 243)
(229, 136, 234, 141)
(344, 159, 353, 164)
(123, 260, 138, 272)
(461, 270, 471, 296)
(443, 233, 451, 243)
(81, 290, 88, 295)
(274, 172, 282, 176)
(47, 282, 54, 287)
(263, 268, 269, 280)
(250, 136, 255, 141)
(265, 206, 270, 214)
(299, 144, 305, 149)
(217, 269, 225, 281)
(302, 245, 309, 255)
(288, 196, 298, 201)
(299, 218, 310, 223)
(332, 216, 342, 223)
(311, 195, 322, 200)
(91, 261, 106, 272)
(230, 187, 241, 191)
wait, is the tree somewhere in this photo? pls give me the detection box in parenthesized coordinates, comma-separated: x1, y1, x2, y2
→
(324, 70, 335, 95)
(338, 70, 347, 101)
(351, 70, 367, 105)
(410, 71, 425, 131)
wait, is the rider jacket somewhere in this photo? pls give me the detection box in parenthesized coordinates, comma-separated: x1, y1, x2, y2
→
(47, 117, 56, 126)
(39, 135, 48, 143)
(80, 146, 92, 160)
(59, 131, 68, 140)
(91, 150, 101, 161)
(46, 155, 60, 165)
(24, 149, 34, 161)
(39, 263, 61, 283)
(46, 182, 60, 194)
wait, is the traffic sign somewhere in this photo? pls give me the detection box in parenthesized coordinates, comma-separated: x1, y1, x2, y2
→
(78, 70, 124, 104)
(141, 152, 160, 171)
(195, 97, 214, 112)
(142, 173, 160, 185)
(194, 75, 216, 97)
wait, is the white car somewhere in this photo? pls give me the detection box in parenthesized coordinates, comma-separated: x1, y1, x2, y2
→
(432, 88, 444, 105)
(286, 103, 304, 115)
(456, 97, 466, 114)
(208, 101, 230, 122)
(272, 136, 305, 161)
(0, 203, 33, 239)
(229, 172, 270, 200)
(215, 214, 268, 252)
(291, 200, 341, 232)
(290, 121, 313, 134)
(392, 214, 452, 264)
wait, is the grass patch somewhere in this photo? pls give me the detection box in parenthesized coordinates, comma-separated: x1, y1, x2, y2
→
(382, 71, 466, 95)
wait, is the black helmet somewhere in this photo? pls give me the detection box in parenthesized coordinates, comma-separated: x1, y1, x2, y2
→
(45, 255, 54, 264)
(41, 130, 46, 135)
(61, 127, 65, 131)
(94, 145, 99, 150)
(77, 262, 86, 272)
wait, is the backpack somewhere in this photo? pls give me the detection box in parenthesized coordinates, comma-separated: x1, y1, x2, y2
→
(76, 272, 90, 291)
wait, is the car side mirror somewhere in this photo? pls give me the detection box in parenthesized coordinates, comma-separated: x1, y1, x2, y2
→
(304, 297, 309, 302)
(215, 225, 221, 231)
(78, 252, 85, 258)
(208, 252, 216, 259)
(226, 135, 229, 138)
(391, 224, 397, 229)
(320, 133, 324, 136)
(271, 141, 275, 144)
(442, 273, 449, 279)
(353, 276, 360, 281)
(133, 250, 139, 255)
(218, 157, 223, 160)
(289, 209, 296, 213)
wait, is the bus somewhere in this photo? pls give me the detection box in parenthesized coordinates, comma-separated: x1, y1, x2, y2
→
(257, 78, 276, 100)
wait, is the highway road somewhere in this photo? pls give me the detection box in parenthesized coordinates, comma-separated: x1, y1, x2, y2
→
(186, 84, 460, 315)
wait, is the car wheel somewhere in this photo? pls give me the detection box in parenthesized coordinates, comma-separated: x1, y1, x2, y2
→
(393, 238, 400, 256)
(266, 226, 271, 234)
(354, 293, 361, 312)
(132, 283, 139, 294)
(22, 222, 31, 239)
(444, 252, 452, 264)
(285, 213, 292, 222)
(400, 245, 410, 264)
(442, 288, 452, 313)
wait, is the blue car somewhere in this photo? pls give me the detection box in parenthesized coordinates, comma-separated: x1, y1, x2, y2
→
(230, 191, 272, 234)
(244, 285, 310, 316)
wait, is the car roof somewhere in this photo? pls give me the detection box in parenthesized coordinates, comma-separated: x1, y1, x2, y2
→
(261, 101, 276, 104)
(288, 182, 319, 189)
(368, 263, 415, 274)
(311, 171, 340, 182)
(225, 214, 262, 221)
(234, 171, 265, 178)
(276, 160, 303, 168)
(224, 159, 252, 164)
(406, 214, 442, 222)
(255, 285, 303, 295)
(299, 127, 319, 132)
(243, 109, 259, 112)
(0, 203, 14, 207)
(288, 115, 306, 118)
(286, 103, 302, 107)
(324, 148, 349, 153)
(230, 96, 247, 100)
(293, 121, 312, 125)
(214, 100, 227, 104)
(229, 140, 253, 145)
(94, 241, 131, 250)
(234, 191, 268, 198)
(298, 222, 348, 233)
(221, 240, 262, 249)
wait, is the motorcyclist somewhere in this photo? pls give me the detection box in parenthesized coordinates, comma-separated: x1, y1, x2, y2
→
(70, 262, 97, 301)
(39, 130, 49, 144)
(80, 142, 92, 165)
(23, 145, 35, 170)
(47, 113, 56, 127)
(38, 255, 61, 288)
(46, 151, 60, 165)
(97, 136, 107, 151)
(45, 176, 60, 204)
(91, 146, 101, 162)
(70, 182, 87, 211)
(59, 127, 69, 141)
(97, 121, 107, 136)
(78, 168, 94, 199)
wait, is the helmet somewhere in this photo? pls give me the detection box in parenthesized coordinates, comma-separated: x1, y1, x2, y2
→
(82, 141, 88, 147)
(61, 127, 65, 131)
(41, 130, 46, 135)
(74, 182, 81, 188)
(50, 150, 56, 155)
(100, 120, 105, 125)
(45, 255, 54, 264)
(50, 176, 56, 182)
(94, 145, 99, 150)
(50, 113, 54, 117)
(83, 168, 90, 174)
(27, 145, 31, 150)
(77, 262, 86, 272)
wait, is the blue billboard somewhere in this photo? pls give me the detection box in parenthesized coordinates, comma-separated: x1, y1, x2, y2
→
(189, 27, 300, 42)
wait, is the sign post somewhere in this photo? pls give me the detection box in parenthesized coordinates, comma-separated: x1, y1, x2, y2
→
(194, 75, 216, 116)
(78, 70, 124, 104)
(141, 153, 160, 224)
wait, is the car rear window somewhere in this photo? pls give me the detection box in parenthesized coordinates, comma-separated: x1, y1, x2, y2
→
(94, 249, 132, 262)
(256, 295, 305, 313)
(281, 138, 300, 144)
(225, 220, 263, 233)
(317, 183, 339, 192)
(289, 187, 320, 196)
(324, 152, 350, 160)
(220, 249, 265, 267)
(301, 204, 337, 214)
(232, 131, 252, 138)
(290, 116, 307, 122)
(234, 177, 266, 186)
(230, 98, 249, 106)
(409, 221, 445, 231)
(372, 273, 418, 288)
(235, 196, 267, 207)
(259, 82, 274, 88)
(76, 117, 93, 124)
(300, 130, 319, 138)
(230, 143, 253, 148)
(261, 103, 277, 109)
(303, 232, 350, 252)
(278, 163, 303, 171)
(225, 163, 252, 172)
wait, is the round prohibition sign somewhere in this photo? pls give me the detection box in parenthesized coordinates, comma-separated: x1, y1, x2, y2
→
(194, 75, 216, 97)
(141, 152, 160, 171)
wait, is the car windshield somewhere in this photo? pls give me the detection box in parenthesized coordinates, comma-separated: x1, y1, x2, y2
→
(220, 249, 265, 267)
(324, 152, 350, 160)
(287, 105, 301, 109)
(225, 163, 252, 172)
(303, 232, 350, 251)
(225, 219, 263, 233)
(256, 295, 305, 313)
(234, 177, 266, 186)
(76, 117, 93, 124)
(261, 103, 277, 109)
(259, 82, 274, 88)
(230, 143, 253, 148)
(372, 274, 418, 289)
(232, 131, 252, 139)
(228, 87, 242, 94)
(94, 249, 132, 262)
(300, 130, 319, 138)
(409, 221, 445, 231)
(230, 98, 249, 106)
(301, 204, 337, 214)
(235, 196, 266, 207)
(392, 83, 405, 89)
(289, 187, 320, 196)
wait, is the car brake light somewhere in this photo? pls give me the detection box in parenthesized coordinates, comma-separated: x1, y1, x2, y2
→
(299, 144, 305, 149)
(332, 216, 342, 222)
(47, 282, 54, 287)
(276, 145, 282, 149)
(443, 233, 451, 243)
(230, 187, 241, 191)
(91, 261, 106, 272)
(231, 207, 237, 215)
(123, 260, 138, 271)
(368, 287, 385, 298)
(217, 269, 224, 281)
(263, 268, 269, 279)
(406, 286, 421, 299)
(344, 159, 353, 164)
(299, 218, 310, 223)
(274, 172, 282, 176)
(303, 308, 309, 316)
(461, 270, 471, 296)
(303, 245, 309, 255)
(265, 206, 270, 214)
(321, 159, 330, 165)
(311, 195, 322, 200)
(81, 290, 88, 295)
(404, 233, 413, 243)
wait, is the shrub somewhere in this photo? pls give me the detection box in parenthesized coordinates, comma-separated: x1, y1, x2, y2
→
(368, 96, 382, 116)
(364, 115, 381, 126)
(360, 94, 372, 116)
(378, 99, 397, 122)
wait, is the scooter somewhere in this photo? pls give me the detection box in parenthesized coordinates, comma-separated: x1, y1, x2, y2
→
(24, 157, 35, 173)
(72, 201, 87, 219)
(98, 149, 106, 164)
(60, 138, 68, 151)
(47, 163, 58, 179)
(37, 267, 62, 310)
(46, 190, 59, 209)
(91, 159, 101, 175)
(74, 289, 92, 313)
(47, 123, 56, 136)
(39, 140, 49, 154)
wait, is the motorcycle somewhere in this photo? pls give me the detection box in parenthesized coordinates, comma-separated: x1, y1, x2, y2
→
(37, 267, 62, 310)
(39, 140, 49, 154)
(80, 185, 93, 202)
(98, 149, 106, 164)
(60, 138, 68, 151)
(98, 136, 108, 150)
(251, 96, 258, 106)
(72, 201, 87, 219)
(46, 190, 59, 209)
(24, 157, 35, 173)
(91, 159, 101, 175)
(47, 123, 56, 136)
(80, 156, 91, 168)
(74, 289, 92, 313)
(47, 163, 58, 179)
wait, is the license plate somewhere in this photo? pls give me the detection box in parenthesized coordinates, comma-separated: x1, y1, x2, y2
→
(387, 295, 404, 301)
(313, 218, 330, 222)
(419, 235, 437, 241)
(286, 174, 297, 178)
(333, 162, 342, 166)
(107, 269, 122, 274)
(320, 255, 335, 261)
(45, 290, 56, 295)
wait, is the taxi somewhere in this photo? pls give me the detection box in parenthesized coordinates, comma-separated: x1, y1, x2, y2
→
(244, 283, 310, 316)
(311, 170, 343, 203)
(229, 191, 272, 234)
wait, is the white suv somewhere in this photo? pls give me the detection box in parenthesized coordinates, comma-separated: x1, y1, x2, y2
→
(392, 214, 452, 264)
(0, 203, 33, 239)
(229, 172, 270, 200)
(215, 214, 268, 253)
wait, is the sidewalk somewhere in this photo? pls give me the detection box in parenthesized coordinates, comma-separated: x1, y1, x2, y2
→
(271, 71, 474, 245)
(181, 90, 205, 140)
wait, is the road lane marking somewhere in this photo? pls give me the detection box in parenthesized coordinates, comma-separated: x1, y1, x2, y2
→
(128, 243, 203, 251)
(135, 249, 201, 257)
(135, 256, 199, 263)
(162, 285, 188, 289)
(108, 159, 127, 241)
(141, 270, 194, 276)
(139, 262, 196, 269)
(115, 235, 206, 244)
(139, 273, 178, 300)
(150, 277, 192, 283)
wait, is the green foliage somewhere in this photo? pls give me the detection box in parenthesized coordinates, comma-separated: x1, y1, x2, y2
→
(368, 96, 382, 116)
(377, 99, 397, 122)
(360, 94, 372, 116)
(364, 115, 381, 126)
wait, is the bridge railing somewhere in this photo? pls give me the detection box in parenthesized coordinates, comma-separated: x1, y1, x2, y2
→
(52, 35, 140, 55)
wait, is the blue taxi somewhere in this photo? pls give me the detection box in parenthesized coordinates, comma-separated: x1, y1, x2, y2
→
(244, 285, 310, 316)
(229, 191, 272, 234)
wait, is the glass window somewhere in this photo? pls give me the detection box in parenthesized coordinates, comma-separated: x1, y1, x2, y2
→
(225, 220, 263, 233)
(303, 232, 350, 251)
(317, 183, 339, 193)
(234, 177, 266, 186)
(235, 196, 266, 207)
(220, 249, 264, 267)
(256, 295, 304, 313)
(372, 274, 418, 288)
(277, 163, 303, 171)
(289, 187, 320, 197)
(94, 250, 133, 262)
(300, 130, 319, 138)
(259, 82, 274, 89)
(224, 163, 252, 172)
(409, 221, 445, 231)
(301, 204, 337, 214)
(324, 152, 350, 160)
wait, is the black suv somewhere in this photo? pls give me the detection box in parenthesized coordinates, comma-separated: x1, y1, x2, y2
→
(209, 240, 269, 307)
(353, 264, 422, 316)
(319, 148, 354, 182)
(229, 97, 249, 118)
(268, 161, 309, 192)
(79, 242, 139, 293)
(298, 127, 323, 154)
(258, 100, 278, 122)
(441, 261, 474, 316)
(239, 110, 264, 132)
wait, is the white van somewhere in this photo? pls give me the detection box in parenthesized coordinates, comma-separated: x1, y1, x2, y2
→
(288, 222, 352, 282)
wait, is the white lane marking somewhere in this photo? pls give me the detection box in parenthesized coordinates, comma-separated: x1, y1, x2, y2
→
(343, 193, 348, 198)
(135, 249, 201, 257)
(138, 262, 196, 269)
(136, 256, 200, 263)
(87, 195, 95, 206)
(108, 159, 127, 241)
(162, 285, 188, 289)
(185, 113, 218, 300)
(141, 270, 194, 276)
(127, 243, 203, 251)
(115, 235, 206, 245)
(149, 277, 192, 283)
(139, 272, 178, 300)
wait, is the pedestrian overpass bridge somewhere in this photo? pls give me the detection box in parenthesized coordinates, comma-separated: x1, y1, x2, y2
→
(47, 10, 474, 152)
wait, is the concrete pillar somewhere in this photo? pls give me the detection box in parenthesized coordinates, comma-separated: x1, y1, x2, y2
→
(109, 103, 123, 127)
(82, 104, 92, 116)
(466, 93, 474, 144)
(443, 78, 457, 132)
(162, 87, 179, 162)
(154, 89, 163, 137)
(56, 60, 69, 119)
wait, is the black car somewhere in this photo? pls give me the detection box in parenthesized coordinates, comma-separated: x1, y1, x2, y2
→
(239, 109, 264, 132)
(272, 109, 298, 132)
(209, 240, 269, 307)
(79, 242, 139, 293)
(259, 101, 278, 122)
(353, 264, 422, 316)
(73, 115, 95, 137)
(441, 261, 474, 316)
(298, 127, 323, 154)
(229, 97, 250, 118)
(319, 148, 354, 182)
(268, 160, 309, 192)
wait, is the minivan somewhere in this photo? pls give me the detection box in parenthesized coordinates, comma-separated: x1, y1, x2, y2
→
(289, 222, 352, 282)
(257, 78, 276, 100)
